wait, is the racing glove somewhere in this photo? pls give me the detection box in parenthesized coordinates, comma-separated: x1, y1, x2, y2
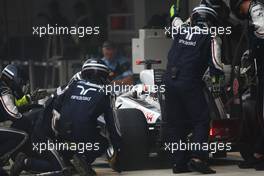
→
(15, 89, 47, 106)
(15, 95, 31, 107)
(170, 0, 180, 18)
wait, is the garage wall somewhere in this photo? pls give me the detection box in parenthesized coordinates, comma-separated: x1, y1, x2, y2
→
(2, 0, 33, 36)
(145, 0, 174, 20)
(144, 0, 201, 22)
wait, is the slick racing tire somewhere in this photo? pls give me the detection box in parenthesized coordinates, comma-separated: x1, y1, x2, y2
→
(110, 108, 149, 170)
(239, 99, 259, 161)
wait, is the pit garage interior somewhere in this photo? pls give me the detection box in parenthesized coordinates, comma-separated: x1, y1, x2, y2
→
(1, 0, 264, 175)
(0, 0, 200, 89)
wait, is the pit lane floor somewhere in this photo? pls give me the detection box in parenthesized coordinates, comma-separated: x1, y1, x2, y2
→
(9, 153, 264, 175)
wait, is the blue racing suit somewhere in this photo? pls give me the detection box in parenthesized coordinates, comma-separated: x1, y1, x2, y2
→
(164, 17, 223, 167)
(25, 79, 121, 173)
(52, 79, 121, 163)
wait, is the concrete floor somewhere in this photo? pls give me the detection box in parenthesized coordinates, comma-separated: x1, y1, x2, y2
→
(93, 153, 264, 176)
(100, 166, 264, 176)
(7, 153, 264, 175)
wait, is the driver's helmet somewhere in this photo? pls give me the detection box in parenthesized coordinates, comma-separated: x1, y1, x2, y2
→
(0, 64, 28, 99)
(190, 4, 219, 28)
(81, 58, 110, 84)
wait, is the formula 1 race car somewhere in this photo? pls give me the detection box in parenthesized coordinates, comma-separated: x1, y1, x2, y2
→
(104, 55, 258, 170)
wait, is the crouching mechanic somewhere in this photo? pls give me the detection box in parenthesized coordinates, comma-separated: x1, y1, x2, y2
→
(165, 4, 225, 174)
(230, 0, 264, 170)
(0, 64, 31, 176)
(53, 59, 122, 175)
(10, 59, 122, 176)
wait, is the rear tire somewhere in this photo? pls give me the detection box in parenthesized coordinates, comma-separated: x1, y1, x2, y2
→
(110, 108, 149, 170)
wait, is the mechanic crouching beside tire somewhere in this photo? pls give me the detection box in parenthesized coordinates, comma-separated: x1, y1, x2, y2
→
(164, 4, 225, 174)
(230, 0, 264, 170)
(51, 59, 122, 175)
(0, 64, 31, 176)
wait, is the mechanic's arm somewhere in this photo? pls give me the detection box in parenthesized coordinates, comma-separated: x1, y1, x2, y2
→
(103, 97, 122, 149)
(54, 72, 80, 98)
(0, 89, 23, 121)
(210, 36, 224, 73)
(51, 84, 70, 135)
(52, 77, 75, 134)
(53, 84, 70, 112)
(15, 89, 48, 107)
(171, 17, 184, 28)
(170, 1, 191, 29)
(170, 1, 184, 27)
(209, 36, 225, 96)
(68, 71, 82, 85)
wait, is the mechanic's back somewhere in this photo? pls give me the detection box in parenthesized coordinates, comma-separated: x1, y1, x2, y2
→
(167, 27, 211, 82)
(164, 4, 224, 174)
(54, 79, 111, 137)
(53, 59, 121, 145)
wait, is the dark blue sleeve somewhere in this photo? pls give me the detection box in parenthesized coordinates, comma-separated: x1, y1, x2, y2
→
(53, 83, 72, 112)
